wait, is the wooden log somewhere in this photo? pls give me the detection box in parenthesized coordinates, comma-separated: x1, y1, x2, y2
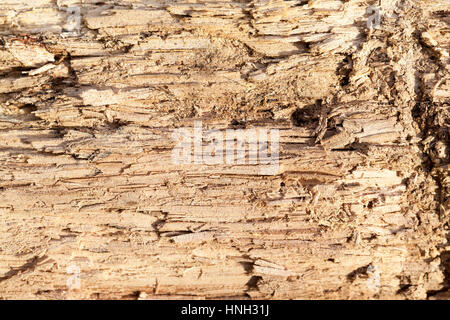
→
(0, 0, 448, 299)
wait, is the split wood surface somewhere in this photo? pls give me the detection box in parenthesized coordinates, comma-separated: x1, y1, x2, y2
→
(0, 0, 448, 299)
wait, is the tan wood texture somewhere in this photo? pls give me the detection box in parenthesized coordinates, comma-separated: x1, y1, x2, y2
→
(0, 0, 448, 299)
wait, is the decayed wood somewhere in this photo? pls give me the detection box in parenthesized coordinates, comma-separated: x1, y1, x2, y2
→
(0, 0, 448, 299)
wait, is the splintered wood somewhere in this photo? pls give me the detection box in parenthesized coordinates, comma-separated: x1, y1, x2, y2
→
(0, 0, 449, 299)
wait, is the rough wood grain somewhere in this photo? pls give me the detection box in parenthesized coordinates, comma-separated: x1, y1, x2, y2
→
(0, 0, 448, 300)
